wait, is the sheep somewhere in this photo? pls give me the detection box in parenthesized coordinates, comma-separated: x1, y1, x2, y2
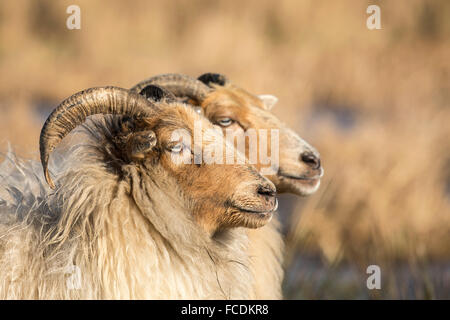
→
(131, 73, 324, 298)
(0, 86, 279, 299)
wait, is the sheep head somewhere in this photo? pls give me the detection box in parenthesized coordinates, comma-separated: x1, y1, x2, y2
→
(131, 74, 323, 196)
(39, 86, 277, 235)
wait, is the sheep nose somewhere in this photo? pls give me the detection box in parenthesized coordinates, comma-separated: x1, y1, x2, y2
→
(257, 183, 276, 200)
(300, 151, 321, 170)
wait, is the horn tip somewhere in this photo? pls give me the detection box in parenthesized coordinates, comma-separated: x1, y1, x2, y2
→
(44, 168, 56, 190)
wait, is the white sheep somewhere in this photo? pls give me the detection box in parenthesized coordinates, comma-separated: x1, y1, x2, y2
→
(0, 86, 279, 299)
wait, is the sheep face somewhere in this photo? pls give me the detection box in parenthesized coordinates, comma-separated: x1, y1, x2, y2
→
(118, 105, 278, 235)
(199, 84, 323, 196)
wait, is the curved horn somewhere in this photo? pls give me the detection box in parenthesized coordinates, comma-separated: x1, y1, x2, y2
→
(39, 86, 157, 189)
(197, 73, 229, 87)
(131, 74, 211, 102)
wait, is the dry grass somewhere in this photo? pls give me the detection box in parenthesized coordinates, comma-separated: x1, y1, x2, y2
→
(0, 0, 449, 299)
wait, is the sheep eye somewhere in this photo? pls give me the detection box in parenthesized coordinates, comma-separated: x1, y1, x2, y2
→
(169, 143, 183, 153)
(217, 118, 233, 127)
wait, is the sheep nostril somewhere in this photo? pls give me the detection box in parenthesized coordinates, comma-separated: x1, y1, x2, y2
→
(301, 152, 321, 170)
(257, 184, 276, 198)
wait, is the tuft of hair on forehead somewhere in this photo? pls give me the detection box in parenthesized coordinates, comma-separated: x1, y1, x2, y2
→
(205, 84, 265, 110)
(148, 103, 214, 137)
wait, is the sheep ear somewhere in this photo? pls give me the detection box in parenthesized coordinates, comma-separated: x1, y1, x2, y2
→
(129, 130, 157, 160)
(139, 85, 176, 103)
(258, 94, 278, 110)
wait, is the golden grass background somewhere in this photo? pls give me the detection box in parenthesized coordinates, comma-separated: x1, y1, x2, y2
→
(0, 0, 449, 298)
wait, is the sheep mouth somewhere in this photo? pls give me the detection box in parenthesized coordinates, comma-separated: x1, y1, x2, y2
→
(280, 175, 321, 187)
(279, 168, 324, 181)
(232, 198, 278, 217)
(277, 169, 323, 195)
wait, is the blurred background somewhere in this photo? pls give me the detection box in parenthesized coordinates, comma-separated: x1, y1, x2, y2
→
(0, 0, 449, 299)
